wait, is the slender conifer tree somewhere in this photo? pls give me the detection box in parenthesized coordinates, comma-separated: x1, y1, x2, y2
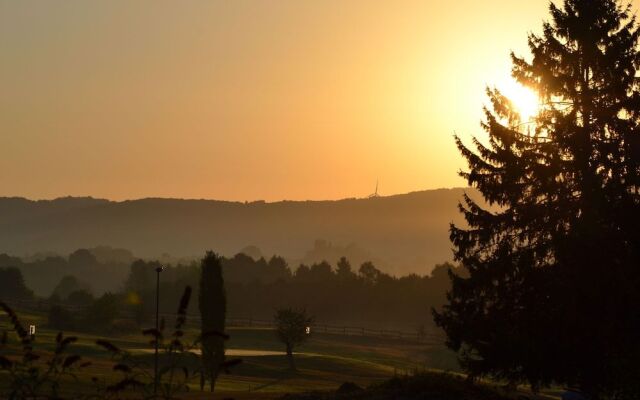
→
(198, 251, 226, 393)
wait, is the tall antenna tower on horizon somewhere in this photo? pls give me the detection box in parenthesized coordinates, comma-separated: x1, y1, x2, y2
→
(368, 179, 380, 198)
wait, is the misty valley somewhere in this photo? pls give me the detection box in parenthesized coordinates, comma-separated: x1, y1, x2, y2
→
(3, 0, 640, 399)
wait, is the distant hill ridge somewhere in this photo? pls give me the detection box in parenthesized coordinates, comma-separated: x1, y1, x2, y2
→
(0, 188, 481, 275)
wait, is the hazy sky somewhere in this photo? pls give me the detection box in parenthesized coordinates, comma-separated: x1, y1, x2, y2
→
(2, 1, 632, 201)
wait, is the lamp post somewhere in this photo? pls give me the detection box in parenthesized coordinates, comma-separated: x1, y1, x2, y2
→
(154, 266, 164, 397)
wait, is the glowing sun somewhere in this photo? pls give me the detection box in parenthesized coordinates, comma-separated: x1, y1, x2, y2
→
(497, 78, 539, 123)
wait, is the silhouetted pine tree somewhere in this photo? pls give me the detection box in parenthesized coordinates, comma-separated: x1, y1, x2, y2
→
(434, 1, 640, 397)
(198, 251, 226, 393)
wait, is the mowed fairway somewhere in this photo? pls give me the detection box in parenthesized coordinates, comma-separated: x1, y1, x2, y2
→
(0, 309, 457, 399)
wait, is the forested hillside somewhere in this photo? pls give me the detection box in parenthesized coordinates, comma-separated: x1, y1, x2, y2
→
(0, 188, 481, 275)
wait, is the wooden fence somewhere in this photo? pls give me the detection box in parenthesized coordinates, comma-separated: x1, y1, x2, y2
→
(166, 314, 443, 343)
(1, 298, 444, 344)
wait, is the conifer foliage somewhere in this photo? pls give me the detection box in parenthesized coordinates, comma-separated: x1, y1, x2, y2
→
(434, 1, 640, 397)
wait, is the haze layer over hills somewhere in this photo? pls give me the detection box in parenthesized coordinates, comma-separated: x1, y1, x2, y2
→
(0, 188, 480, 275)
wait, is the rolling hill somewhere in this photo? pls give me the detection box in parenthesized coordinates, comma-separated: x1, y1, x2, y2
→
(0, 188, 481, 275)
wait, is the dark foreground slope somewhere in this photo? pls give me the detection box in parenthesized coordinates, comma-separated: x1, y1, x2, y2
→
(0, 188, 479, 275)
(279, 373, 512, 400)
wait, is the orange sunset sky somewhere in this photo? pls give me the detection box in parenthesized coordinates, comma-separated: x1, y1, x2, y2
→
(3, 1, 637, 202)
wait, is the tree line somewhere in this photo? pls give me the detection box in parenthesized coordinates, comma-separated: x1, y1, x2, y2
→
(0, 253, 455, 333)
(0, 248, 132, 296)
(124, 254, 454, 330)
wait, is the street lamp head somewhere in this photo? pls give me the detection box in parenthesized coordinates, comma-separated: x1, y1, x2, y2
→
(155, 266, 164, 273)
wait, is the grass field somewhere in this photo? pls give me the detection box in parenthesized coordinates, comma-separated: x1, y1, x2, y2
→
(0, 308, 459, 399)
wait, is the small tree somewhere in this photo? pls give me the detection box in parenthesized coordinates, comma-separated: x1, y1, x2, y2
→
(274, 308, 313, 370)
(198, 251, 226, 393)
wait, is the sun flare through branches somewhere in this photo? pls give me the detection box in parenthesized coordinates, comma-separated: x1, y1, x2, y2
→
(496, 77, 540, 124)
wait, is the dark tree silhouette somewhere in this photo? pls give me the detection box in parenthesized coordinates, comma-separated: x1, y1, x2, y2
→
(68, 249, 99, 268)
(198, 251, 226, 392)
(274, 307, 313, 370)
(266, 255, 292, 282)
(434, 1, 640, 397)
(125, 259, 159, 293)
(82, 293, 120, 331)
(358, 261, 381, 285)
(0, 267, 33, 301)
(51, 275, 90, 300)
(335, 256, 355, 282)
